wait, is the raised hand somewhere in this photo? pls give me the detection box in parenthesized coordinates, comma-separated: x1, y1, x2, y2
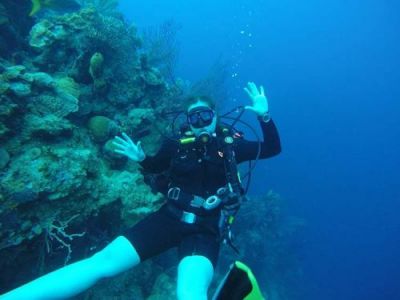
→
(244, 81, 269, 116)
(113, 133, 146, 162)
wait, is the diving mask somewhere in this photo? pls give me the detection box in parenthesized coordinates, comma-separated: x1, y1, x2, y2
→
(187, 106, 215, 128)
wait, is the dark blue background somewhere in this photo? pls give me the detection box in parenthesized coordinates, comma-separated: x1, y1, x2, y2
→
(120, 0, 400, 299)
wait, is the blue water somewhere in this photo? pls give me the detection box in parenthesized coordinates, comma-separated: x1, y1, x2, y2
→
(120, 0, 400, 299)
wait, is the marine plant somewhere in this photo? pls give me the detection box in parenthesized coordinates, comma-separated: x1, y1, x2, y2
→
(76, 0, 119, 15)
(44, 213, 86, 265)
(141, 19, 181, 83)
(188, 57, 231, 107)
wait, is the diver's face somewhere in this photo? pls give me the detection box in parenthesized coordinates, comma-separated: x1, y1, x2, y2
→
(187, 101, 217, 137)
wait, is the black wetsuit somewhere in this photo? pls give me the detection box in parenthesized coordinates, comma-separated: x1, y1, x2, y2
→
(124, 120, 281, 267)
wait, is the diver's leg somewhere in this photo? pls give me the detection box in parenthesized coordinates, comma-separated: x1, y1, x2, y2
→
(177, 255, 214, 300)
(1, 236, 140, 300)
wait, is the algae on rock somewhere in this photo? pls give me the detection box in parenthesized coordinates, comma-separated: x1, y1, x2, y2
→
(1, 3, 190, 297)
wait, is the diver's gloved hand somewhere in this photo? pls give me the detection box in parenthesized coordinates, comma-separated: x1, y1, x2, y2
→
(244, 81, 269, 116)
(113, 132, 146, 162)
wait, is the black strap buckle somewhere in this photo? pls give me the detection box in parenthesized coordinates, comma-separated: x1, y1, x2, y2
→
(167, 187, 181, 201)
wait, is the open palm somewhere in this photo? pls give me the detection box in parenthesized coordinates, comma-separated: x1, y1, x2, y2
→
(113, 133, 145, 162)
(244, 82, 269, 116)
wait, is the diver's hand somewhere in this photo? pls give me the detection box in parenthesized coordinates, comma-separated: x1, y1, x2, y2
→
(113, 133, 146, 162)
(244, 82, 269, 116)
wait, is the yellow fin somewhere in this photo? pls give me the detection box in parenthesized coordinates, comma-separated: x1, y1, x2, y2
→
(29, 0, 42, 16)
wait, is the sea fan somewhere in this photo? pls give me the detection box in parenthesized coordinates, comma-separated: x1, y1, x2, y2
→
(76, 0, 119, 15)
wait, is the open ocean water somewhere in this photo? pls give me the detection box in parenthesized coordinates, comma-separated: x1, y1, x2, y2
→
(120, 0, 400, 299)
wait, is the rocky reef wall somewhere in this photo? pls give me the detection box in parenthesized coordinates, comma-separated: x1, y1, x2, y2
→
(0, 2, 185, 297)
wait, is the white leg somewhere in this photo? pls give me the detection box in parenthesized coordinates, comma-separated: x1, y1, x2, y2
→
(177, 255, 214, 300)
(1, 236, 140, 300)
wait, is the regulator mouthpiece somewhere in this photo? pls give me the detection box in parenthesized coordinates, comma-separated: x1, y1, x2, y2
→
(198, 131, 211, 144)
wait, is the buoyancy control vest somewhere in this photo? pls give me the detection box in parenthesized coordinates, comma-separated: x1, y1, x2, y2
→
(144, 125, 245, 206)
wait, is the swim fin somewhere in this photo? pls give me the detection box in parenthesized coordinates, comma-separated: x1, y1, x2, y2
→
(212, 261, 265, 300)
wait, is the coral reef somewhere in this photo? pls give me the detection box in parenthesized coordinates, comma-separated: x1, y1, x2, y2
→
(141, 19, 181, 83)
(0, 3, 180, 296)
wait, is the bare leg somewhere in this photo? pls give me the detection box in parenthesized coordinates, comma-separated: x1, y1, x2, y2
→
(1, 236, 140, 300)
(177, 255, 214, 300)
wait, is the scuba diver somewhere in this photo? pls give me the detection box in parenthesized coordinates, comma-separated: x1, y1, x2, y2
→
(1, 82, 281, 300)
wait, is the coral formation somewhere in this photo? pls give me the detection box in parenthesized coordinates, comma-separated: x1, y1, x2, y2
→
(54, 76, 80, 100)
(88, 51, 106, 90)
(0, 3, 182, 295)
(89, 52, 104, 80)
(87, 115, 116, 142)
(0, 1, 173, 288)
